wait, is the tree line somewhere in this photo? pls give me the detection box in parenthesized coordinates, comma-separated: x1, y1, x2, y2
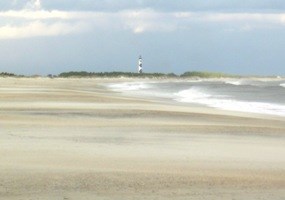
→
(0, 72, 17, 77)
(58, 71, 178, 78)
(0, 71, 240, 78)
(58, 71, 238, 78)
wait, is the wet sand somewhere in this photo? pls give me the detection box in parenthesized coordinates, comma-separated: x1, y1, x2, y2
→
(0, 78, 285, 199)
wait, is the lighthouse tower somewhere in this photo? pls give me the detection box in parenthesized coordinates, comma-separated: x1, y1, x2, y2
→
(138, 55, 143, 73)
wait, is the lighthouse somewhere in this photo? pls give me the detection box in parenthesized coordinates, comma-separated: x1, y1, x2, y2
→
(138, 55, 143, 73)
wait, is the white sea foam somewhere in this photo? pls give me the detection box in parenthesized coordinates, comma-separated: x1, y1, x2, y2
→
(175, 88, 285, 116)
(223, 79, 280, 87)
(280, 83, 285, 88)
(174, 88, 212, 102)
(224, 79, 261, 86)
(108, 82, 152, 91)
(225, 80, 243, 86)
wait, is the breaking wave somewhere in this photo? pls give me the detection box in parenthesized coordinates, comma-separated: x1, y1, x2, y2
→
(224, 80, 243, 86)
(108, 82, 152, 91)
(174, 87, 285, 116)
(107, 81, 285, 117)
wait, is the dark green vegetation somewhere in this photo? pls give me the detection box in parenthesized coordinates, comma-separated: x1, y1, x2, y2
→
(58, 71, 241, 78)
(58, 71, 178, 78)
(0, 72, 17, 77)
(180, 71, 239, 78)
(1, 71, 271, 78)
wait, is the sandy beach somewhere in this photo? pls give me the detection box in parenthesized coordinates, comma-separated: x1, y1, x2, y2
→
(0, 78, 284, 200)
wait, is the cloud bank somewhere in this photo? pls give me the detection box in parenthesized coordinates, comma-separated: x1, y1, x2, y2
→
(0, 21, 89, 40)
(0, 0, 285, 40)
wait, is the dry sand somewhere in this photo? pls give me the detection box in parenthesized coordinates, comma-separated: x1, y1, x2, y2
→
(0, 78, 284, 200)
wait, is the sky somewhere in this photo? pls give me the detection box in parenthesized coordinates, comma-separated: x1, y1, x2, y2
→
(0, 0, 285, 75)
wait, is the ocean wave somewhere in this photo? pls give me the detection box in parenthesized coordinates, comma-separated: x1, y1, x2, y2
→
(224, 79, 261, 86)
(108, 82, 152, 91)
(108, 81, 285, 117)
(174, 88, 212, 102)
(224, 80, 243, 86)
(175, 87, 285, 116)
(224, 79, 281, 87)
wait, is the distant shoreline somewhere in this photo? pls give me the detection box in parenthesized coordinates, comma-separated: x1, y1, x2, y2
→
(0, 71, 284, 79)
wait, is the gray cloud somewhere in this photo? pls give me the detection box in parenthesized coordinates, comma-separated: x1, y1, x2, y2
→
(1, 8, 285, 40)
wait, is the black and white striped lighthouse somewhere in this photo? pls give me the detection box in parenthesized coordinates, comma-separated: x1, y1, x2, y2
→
(138, 55, 143, 73)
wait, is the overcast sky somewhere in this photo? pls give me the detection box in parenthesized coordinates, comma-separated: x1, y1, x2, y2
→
(0, 0, 285, 75)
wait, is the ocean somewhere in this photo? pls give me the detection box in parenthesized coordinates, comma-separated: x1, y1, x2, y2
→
(107, 78, 285, 117)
